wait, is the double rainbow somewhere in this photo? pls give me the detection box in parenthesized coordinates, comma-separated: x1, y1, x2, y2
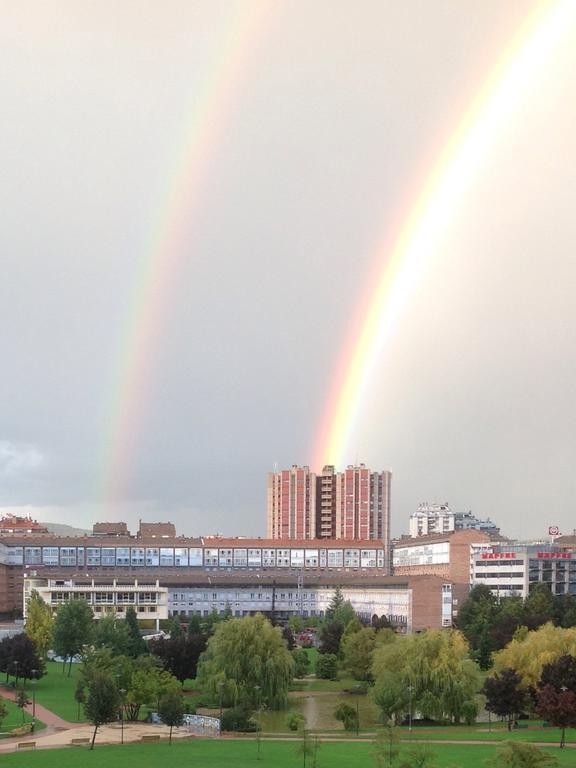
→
(101, 2, 274, 507)
(313, 0, 576, 470)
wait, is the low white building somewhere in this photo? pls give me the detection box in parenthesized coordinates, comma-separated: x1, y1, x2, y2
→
(24, 576, 169, 629)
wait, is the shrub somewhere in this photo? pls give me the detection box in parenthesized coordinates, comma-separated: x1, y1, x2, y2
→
(461, 699, 479, 726)
(334, 702, 359, 731)
(316, 653, 338, 680)
(220, 707, 259, 732)
(286, 711, 305, 731)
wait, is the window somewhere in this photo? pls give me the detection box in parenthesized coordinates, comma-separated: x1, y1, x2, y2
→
(42, 547, 59, 566)
(160, 548, 174, 567)
(60, 547, 77, 566)
(86, 548, 101, 566)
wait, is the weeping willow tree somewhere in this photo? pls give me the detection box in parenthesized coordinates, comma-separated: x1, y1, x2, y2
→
(197, 613, 294, 710)
(372, 629, 480, 724)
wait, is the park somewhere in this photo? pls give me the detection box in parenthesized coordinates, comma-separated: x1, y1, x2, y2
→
(0, 585, 575, 766)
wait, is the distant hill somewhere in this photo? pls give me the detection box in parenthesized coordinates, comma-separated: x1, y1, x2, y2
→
(44, 522, 91, 537)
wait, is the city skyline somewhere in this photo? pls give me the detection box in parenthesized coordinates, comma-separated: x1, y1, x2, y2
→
(2, 2, 576, 539)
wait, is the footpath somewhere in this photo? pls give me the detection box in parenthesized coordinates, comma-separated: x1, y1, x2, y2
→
(0, 695, 574, 753)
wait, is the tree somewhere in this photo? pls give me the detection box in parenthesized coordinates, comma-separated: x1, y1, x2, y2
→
(489, 741, 558, 768)
(168, 615, 184, 639)
(483, 668, 528, 730)
(187, 614, 202, 634)
(93, 615, 131, 656)
(316, 653, 338, 680)
(372, 724, 401, 768)
(536, 685, 576, 748)
(158, 690, 185, 744)
(124, 606, 148, 657)
(492, 624, 576, 689)
(297, 728, 315, 768)
(536, 655, 576, 747)
(16, 688, 30, 723)
(326, 587, 345, 621)
(74, 680, 86, 721)
(84, 671, 120, 750)
(25, 591, 53, 658)
(0, 699, 8, 730)
(282, 626, 296, 650)
(149, 633, 208, 683)
(0, 633, 45, 684)
(292, 649, 310, 679)
(326, 587, 357, 628)
(319, 622, 344, 656)
(52, 600, 94, 675)
(334, 702, 358, 731)
(524, 584, 555, 627)
(372, 630, 480, 724)
(79, 648, 181, 722)
(341, 627, 377, 680)
(197, 614, 294, 710)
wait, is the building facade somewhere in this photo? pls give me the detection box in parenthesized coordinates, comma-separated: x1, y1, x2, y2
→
(470, 541, 576, 599)
(409, 503, 500, 538)
(0, 528, 453, 631)
(267, 464, 391, 549)
(24, 576, 168, 626)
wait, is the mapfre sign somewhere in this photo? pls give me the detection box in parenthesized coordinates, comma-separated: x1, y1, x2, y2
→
(481, 552, 517, 559)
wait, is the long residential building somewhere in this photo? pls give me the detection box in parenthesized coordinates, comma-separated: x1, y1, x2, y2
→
(0, 524, 454, 632)
(266, 464, 391, 551)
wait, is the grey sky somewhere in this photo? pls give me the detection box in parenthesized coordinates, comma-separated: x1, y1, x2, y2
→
(1, 1, 575, 539)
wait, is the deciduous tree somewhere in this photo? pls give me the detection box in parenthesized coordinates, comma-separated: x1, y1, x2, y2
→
(341, 627, 377, 680)
(158, 690, 185, 744)
(52, 600, 94, 675)
(84, 670, 120, 750)
(482, 668, 528, 730)
(492, 624, 576, 689)
(25, 591, 53, 658)
(372, 630, 480, 724)
(197, 614, 294, 710)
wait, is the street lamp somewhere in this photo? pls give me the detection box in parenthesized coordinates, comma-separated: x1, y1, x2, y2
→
(120, 689, 126, 745)
(12, 660, 19, 685)
(218, 681, 225, 720)
(31, 670, 38, 732)
(407, 685, 414, 734)
(254, 685, 262, 760)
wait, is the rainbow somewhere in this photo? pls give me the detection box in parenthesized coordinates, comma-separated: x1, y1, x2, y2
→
(101, 2, 275, 508)
(312, 0, 576, 470)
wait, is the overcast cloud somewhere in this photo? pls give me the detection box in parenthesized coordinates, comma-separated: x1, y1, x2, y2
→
(1, 1, 575, 539)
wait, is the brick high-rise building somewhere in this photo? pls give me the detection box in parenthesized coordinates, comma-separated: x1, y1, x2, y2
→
(267, 465, 317, 539)
(267, 463, 391, 549)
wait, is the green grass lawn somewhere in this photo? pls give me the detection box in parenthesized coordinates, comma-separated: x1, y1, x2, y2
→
(32, 660, 86, 722)
(0, 697, 46, 737)
(0, 738, 574, 768)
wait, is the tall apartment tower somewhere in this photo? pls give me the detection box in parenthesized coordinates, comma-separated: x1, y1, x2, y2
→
(267, 463, 391, 547)
(267, 465, 317, 539)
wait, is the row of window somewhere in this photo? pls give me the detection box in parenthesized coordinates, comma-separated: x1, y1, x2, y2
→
(10, 545, 384, 568)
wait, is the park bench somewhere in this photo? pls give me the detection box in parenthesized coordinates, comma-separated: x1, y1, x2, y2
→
(16, 741, 36, 750)
(141, 734, 161, 742)
(71, 737, 91, 745)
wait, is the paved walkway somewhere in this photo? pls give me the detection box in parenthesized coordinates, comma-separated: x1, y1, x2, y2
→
(0, 692, 574, 754)
(1, 685, 76, 729)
